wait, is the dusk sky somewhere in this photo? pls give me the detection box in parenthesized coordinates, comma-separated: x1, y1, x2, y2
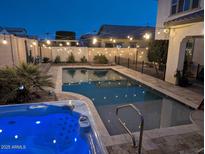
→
(0, 0, 157, 38)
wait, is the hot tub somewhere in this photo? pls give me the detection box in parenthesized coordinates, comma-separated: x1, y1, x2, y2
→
(0, 101, 106, 154)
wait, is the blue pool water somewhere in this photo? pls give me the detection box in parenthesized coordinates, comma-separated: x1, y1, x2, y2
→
(0, 104, 94, 154)
(62, 68, 192, 135)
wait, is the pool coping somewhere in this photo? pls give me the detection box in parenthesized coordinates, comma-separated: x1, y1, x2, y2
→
(51, 65, 202, 148)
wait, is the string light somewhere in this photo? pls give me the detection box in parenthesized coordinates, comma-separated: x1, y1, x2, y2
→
(92, 37, 98, 45)
(143, 33, 151, 40)
(46, 39, 51, 45)
(2, 39, 8, 45)
(32, 41, 37, 46)
(2, 33, 8, 45)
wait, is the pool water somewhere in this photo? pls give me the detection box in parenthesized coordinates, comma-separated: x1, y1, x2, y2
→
(62, 68, 192, 135)
(0, 104, 93, 154)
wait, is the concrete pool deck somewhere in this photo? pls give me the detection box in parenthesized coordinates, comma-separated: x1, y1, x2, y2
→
(48, 64, 204, 153)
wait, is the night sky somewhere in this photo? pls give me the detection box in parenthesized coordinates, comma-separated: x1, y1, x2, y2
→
(0, 0, 157, 38)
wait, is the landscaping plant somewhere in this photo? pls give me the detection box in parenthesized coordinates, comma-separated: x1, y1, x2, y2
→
(0, 63, 53, 103)
(93, 54, 108, 64)
(147, 40, 168, 70)
(54, 55, 61, 63)
(80, 56, 87, 63)
(67, 53, 75, 63)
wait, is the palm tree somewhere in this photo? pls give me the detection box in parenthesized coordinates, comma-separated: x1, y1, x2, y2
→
(0, 63, 54, 103)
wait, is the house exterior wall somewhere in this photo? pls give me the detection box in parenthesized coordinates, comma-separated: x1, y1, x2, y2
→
(165, 22, 204, 83)
(0, 34, 39, 68)
(155, 0, 204, 84)
(155, 0, 204, 40)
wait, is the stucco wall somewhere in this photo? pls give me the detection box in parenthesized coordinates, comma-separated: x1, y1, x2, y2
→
(0, 34, 39, 68)
(41, 47, 148, 63)
(192, 37, 204, 65)
(155, 0, 204, 40)
(165, 22, 204, 84)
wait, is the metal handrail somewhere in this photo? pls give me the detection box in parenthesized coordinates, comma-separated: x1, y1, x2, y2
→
(116, 104, 144, 154)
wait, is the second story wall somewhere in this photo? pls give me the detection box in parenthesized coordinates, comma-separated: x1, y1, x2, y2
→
(155, 0, 204, 40)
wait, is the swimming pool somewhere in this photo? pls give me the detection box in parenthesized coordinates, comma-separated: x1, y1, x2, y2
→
(0, 101, 106, 154)
(62, 68, 192, 135)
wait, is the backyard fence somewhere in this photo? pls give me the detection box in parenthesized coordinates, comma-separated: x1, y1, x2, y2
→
(115, 56, 166, 80)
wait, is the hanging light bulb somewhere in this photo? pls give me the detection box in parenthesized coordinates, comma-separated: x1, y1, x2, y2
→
(2, 33, 8, 45)
(66, 42, 70, 46)
(2, 39, 8, 45)
(92, 37, 98, 45)
(32, 41, 37, 46)
(46, 40, 51, 45)
(143, 33, 151, 40)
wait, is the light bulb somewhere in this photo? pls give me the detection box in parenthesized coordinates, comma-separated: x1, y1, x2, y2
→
(2, 39, 8, 45)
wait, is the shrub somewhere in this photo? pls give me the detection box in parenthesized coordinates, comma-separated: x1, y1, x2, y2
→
(0, 63, 53, 103)
(54, 55, 61, 63)
(43, 57, 49, 63)
(67, 53, 75, 63)
(93, 55, 108, 64)
(80, 56, 87, 63)
(147, 40, 169, 65)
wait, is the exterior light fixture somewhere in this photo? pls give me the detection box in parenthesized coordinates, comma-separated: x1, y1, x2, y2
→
(113, 39, 116, 43)
(92, 37, 98, 45)
(76, 42, 79, 46)
(143, 33, 151, 40)
(163, 29, 169, 33)
(129, 37, 133, 41)
(59, 43, 63, 47)
(127, 36, 130, 38)
(110, 38, 113, 41)
(66, 42, 70, 46)
(157, 31, 161, 35)
(146, 47, 149, 50)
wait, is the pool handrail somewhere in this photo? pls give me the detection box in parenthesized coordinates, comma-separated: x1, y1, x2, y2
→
(116, 104, 144, 154)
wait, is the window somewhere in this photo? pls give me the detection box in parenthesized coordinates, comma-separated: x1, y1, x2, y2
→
(184, 0, 191, 11)
(170, 0, 200, 15)
(171, 0, 178, 15)
(178, 0, 185, 12)
(192, 0, 200, 9)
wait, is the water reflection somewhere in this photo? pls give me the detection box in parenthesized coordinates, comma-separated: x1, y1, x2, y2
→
(62, 68, 192, 135)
